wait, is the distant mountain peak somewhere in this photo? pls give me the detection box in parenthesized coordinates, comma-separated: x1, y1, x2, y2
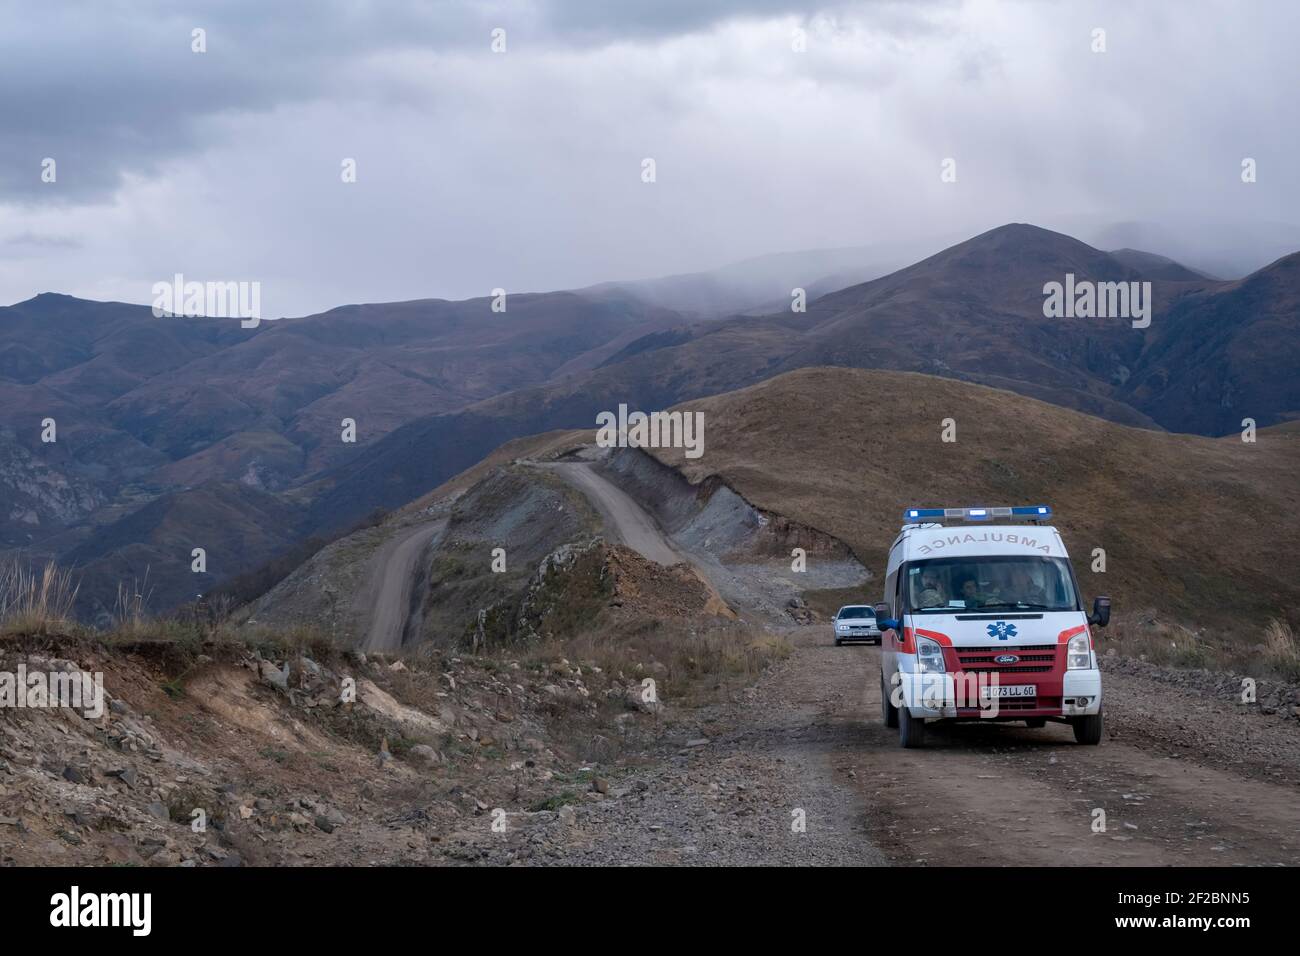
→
(16, 291, 79, 306)
(973, 222, 1084, 241)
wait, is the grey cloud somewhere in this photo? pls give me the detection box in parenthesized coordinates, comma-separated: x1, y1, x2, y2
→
(0, 0, 499, 203)
(3, 232, 81, 247)
(0, 0, 872, 205)
(535, 0, 827, 40)
(0, 0, 1295, 313)
(0, 232, 83, 259)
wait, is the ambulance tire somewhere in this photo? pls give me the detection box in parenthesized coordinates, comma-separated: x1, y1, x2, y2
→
(881, 670, 899, 728)
(898, 705, 926, 748)
(1072, 710, 1103, 745)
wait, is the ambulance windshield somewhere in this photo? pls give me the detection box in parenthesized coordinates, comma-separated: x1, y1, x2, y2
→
(906, 556, 1079, 613)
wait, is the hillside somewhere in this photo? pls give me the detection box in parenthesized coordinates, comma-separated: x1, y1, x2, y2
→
(0, 290, 684, 616)
(0, 289, 679, 537)
(1117, 251, 1300, 435)
(646, 367, 1300, 632)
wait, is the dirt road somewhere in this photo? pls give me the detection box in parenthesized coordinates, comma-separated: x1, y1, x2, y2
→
(473, 625, 1300, 865)
(361, 519, 445, 652)
(360, 459, 683, 655)
(545, 458, 798, 623)
(847, 638, 1300, 865)
(546, 461, 681, 565)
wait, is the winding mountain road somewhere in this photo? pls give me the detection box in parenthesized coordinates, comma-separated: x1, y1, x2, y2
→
(543, 461, 682, 565)
(361, 519, 446, 652)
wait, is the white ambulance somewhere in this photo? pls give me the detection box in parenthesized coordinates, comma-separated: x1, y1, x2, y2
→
(875, 505, 1109, 748)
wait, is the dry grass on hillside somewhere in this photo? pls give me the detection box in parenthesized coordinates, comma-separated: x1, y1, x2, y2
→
(649, 367, 1299, 634)
(1096, 614, 1300, 681)
(0, 550, 787, 705)
(0, 560, 79, 636)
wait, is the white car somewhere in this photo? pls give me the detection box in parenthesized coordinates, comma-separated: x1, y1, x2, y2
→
(876, 505, 1108, 748)
(832, 605, 882, 645)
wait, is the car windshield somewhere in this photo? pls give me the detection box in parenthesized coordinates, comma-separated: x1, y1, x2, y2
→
(837, 607, 874, 619)
(905, 556, 1079, 613)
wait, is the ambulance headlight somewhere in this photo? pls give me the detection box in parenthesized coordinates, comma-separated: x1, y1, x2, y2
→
(916, 636, 946, 674)
(1067, 631, 1092, 670)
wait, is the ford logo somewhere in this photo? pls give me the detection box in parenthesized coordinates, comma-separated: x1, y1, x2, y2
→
(994, 654, 1020, 664)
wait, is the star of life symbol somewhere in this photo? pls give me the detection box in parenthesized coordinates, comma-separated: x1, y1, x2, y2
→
(987, 621, 1018, 641)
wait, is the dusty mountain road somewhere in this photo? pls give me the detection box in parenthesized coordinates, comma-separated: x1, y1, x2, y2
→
(471, 626, 1300, 865)
(474, 623, 891, 865)
(847, 640, 1300, 865)
(361, 519, 446, 652)
(543, 458, 799, 623)
(545, 461, 681, 565)
(470, 452, 1300, 865)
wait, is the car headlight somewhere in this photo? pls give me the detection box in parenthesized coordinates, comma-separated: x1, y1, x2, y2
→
(1067, 630, 1093, 669)
(836, 623, 848, 631)
(916, 636, 946, 674)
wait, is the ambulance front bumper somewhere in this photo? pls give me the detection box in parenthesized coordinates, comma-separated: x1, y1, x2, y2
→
(900, 669, 1102, 718)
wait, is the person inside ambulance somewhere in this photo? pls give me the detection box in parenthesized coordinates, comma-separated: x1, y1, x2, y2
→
(958, 576, 992, 608)
(914, 571, 945, 608)
(1009, 567, 1048, 606)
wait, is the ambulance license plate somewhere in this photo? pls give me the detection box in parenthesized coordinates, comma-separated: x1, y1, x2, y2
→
(981, 684, 1035, 699)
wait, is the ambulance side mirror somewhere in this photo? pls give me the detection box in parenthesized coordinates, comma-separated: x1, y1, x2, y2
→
(874, 603, 899, 632)
(1088, 595, 1111, 628)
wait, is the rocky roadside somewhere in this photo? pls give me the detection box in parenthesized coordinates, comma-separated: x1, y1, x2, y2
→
(0, 636, 669, 866)
(452, 627, 888, 866)
(4, 624, 1296, 867)
(1101, 650, 1300, 721)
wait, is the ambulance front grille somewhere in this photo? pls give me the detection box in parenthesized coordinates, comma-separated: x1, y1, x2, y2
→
(954, 645, 1057, 674)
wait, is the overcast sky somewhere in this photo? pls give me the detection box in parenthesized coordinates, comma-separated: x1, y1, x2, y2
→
(1, 0, 1296, 316)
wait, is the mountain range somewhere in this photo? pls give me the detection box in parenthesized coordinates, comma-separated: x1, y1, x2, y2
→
(2, 223, 1295, 621)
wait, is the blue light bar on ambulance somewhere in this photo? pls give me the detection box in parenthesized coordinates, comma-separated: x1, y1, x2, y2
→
(903, 505, 1052, 522)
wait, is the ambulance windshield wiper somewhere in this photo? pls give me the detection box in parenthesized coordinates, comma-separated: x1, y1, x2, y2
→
(975, 602, 1055, 611)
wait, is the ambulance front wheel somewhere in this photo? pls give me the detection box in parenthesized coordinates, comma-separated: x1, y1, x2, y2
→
(1072, 710, 1103, 745)
(899, 705, 926, 748)
(881, 670, 898, 728)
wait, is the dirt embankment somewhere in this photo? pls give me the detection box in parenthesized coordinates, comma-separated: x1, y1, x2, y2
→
(1, 629, 768, 867)
(588, 447, 871, 622)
